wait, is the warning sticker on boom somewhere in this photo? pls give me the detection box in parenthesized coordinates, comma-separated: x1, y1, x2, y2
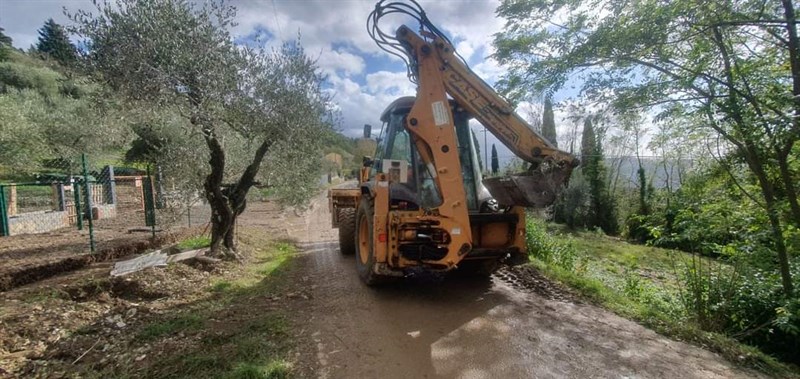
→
(432, 101, 449, 126)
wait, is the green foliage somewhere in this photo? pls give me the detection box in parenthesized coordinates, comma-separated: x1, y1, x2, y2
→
(552, 170, 590, 229)
(675, 254, 800, 364)
(36, 19, 77, 66)
(224, 361, 289, 379)
(73, 0, 333, 252)
(0, 26, 12, 61)
(541, 96, 557, 147)
(527, 219, 799, 373)
(178, 235, 211, 250)
(137, 313, 204, 340)
(0, 48, 128, 177)
(493, 0, 799, 293)
(525, 218, 582, 272)
(0, 61, 62, 97)
(580, 118, 618, 234)
(0, 27, 11, 46)
(644, 165, 774, 259)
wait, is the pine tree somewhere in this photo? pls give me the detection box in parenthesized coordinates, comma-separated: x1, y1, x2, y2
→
(542, 97, 558, 147)
(580, 117, 618, 234)
(0, 26, 12, 61)
(36, 19, 76, 66)
(0, 27, 12, 46)
(491, 144, 499, 174)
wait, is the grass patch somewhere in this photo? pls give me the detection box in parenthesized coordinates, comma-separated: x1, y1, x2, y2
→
(177, 235, 212, 250)
(125, 238, 297, 379)
(526, 218, 797, 377)
(223, 361, 290, 379)
(208, 242, 295, 293)
(137, 313, 204, 341)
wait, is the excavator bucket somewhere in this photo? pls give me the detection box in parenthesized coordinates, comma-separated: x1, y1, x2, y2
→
(483, 162, 574, 208)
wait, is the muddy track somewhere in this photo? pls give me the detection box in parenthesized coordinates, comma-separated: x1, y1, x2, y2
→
(286, 192, 762, 379)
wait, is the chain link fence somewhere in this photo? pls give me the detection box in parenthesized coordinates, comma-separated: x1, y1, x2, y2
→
(0, 154, 211, 290)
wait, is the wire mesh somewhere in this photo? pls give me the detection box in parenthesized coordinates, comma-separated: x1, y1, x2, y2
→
(0, 155, 211, 288)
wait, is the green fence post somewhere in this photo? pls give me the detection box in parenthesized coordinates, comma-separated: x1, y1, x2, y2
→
(73, 179, 83, 231)
(0, 185, 9, 237)
(143, 165, 157, 239)
(82, 154, 96, 253)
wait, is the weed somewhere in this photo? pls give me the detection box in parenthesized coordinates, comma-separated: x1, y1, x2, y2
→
(211, 280, 233, 292)
(525, 216, 797, 376)
(178, 235, 212, 250)
(137, 313, 204, 340)
(224, 361, 290, 379)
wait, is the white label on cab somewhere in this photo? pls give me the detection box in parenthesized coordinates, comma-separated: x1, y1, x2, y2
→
(432, 101, 449, 126)
(451, 227, 461, 235)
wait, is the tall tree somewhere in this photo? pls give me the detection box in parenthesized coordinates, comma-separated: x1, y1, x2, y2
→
(36, 19, 76, 65)
(491, 144, 499, 174)
(0, 26, 12, 46)
(580, 117, 618, 234)
(542, 96, 557, 147)
(493, 0, 798, 294)
(72, 0, 332, 258)
(472, 130, 483, 171)
(0, 26, 12, 61)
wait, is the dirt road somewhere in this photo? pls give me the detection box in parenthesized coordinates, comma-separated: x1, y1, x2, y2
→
(283, 193, 759, 379)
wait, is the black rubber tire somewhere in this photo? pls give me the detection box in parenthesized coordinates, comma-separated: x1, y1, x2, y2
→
(454, 259, 501, 278)
(355, 197, 384, 286)
(337, 208, 356, 255)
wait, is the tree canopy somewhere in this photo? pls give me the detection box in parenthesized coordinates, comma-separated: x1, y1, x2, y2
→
(36, 19, 76, 65)
(72, 0, 333, 256)
(493, 0, 799, 293)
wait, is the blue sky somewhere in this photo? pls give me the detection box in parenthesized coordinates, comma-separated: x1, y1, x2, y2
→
(0, 0, 587, 166)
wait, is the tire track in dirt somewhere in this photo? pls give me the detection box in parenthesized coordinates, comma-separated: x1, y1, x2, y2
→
(288, 191, 762, 379)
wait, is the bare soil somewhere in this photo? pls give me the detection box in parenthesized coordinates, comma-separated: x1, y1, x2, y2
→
(0, 192, 768, 378)
(0, 200, 302, 377)
(0, 206, 210, 291)
(287, 192, 764, 379)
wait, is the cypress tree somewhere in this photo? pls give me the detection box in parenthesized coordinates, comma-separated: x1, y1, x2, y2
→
(36, 19, 77, 65)
(472, 130, 483, 171)
(491, 144, 499, 174)
(542, 97, 557, 147)
(581, 117, 618, 234)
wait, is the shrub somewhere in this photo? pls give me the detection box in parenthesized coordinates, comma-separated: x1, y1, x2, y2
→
(675, 254, 800, 364)
(525, 218, 583, 272)
(0, 61, 62, 97)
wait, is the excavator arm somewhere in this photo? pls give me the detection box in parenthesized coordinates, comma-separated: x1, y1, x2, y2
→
(394, 24, 578, 208)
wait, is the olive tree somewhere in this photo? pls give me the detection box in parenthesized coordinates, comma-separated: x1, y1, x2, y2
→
(71, 0, 332, 257)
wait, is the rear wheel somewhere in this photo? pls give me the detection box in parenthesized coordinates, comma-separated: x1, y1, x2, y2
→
(355, 198, 385, 286)
(454, 259, 500, 278)
(337, 208, 356, 255)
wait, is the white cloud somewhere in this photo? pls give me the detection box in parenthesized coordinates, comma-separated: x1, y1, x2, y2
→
(365, 71, 415, 96)
(317, 49, 366, 76)
(1, 0, 514, 140)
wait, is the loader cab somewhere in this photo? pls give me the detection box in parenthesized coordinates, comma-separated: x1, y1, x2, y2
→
(370, 96, 490, 212)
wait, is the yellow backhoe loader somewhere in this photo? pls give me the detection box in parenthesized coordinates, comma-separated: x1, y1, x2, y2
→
(329, 0, 579, 285)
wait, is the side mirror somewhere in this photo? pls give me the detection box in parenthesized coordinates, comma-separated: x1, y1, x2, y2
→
(362, 156, 374, 167)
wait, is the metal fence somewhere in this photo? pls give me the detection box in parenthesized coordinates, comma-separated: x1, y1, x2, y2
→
(0, 154, 210, 254)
